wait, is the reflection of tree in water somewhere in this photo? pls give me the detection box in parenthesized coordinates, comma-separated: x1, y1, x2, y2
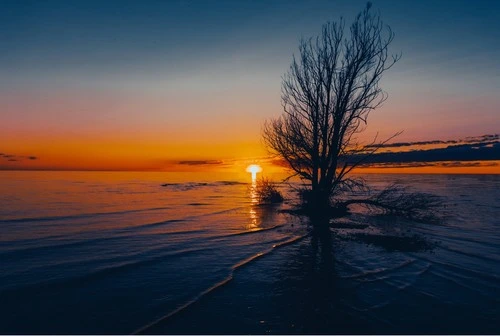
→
(272, 222, 373, 334)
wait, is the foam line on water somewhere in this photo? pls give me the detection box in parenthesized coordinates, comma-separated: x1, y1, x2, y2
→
(132, 233, 308, 335)
(208, 224, 285, 239)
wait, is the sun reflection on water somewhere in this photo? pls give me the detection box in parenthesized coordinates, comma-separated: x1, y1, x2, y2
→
(250, 179, 258, 202)
(249, 208, 258, 229)
(247, 180, 260, 230)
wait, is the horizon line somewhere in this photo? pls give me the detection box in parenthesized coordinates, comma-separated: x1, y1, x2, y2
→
(1, 168, 499, 175)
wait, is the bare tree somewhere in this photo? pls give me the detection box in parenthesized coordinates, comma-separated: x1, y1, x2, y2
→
(263, 3, 400, 211)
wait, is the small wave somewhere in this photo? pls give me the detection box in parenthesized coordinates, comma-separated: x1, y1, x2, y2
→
(161, 182, 209, 190)
(439, 244, 500, 263)
(214, 224, 285, 239)
(0, 219, 197, 254)
(412, 254, 500, 284)
(160, 180, 247, 191)
(368, 263, 431, 291)
(0, 206, 172, 224)
(1, 206, 248, 253)
(414, 226, 499, 248)
(133, 234, 307, 335)
(426, 269, 495, 300)
(218, 181, 247, 186)
(348, 233, 435, 252)
(0, 246, 212, 297)
(0, 236, 117, 259)
(342, 259, 416, 280)
(0, 225, 211, 258)
(130, 219, 188, 231)
(232, 235, 306, 270)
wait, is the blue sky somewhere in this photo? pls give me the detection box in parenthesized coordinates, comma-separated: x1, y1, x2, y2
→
(3, 0, 499, 88)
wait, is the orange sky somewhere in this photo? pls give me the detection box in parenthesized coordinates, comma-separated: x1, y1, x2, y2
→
(1, 88, 498, 173)
(1, 90, 498, 173)
(1, 1, 499, 174)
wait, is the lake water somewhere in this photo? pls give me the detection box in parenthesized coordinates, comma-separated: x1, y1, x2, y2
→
(0, 171, 498, 334)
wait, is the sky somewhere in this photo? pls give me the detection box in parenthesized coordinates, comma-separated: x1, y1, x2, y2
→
(1, 0, 499, 172)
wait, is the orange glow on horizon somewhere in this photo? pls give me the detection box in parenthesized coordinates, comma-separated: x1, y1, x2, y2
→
(1, 129, 498, 174)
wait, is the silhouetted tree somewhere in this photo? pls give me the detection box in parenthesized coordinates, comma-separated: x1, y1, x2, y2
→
(263, 3, 400, 211)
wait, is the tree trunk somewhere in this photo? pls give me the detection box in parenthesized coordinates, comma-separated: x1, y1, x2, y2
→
(307, 188, 331, 216)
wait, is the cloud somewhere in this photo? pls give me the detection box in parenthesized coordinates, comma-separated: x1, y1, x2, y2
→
(364, 160, 498, 169)
(350, 141, 499, 165)
(178, 160, 224, 166)
(366, 134, 499, 149)
(0, 152, 38, 162)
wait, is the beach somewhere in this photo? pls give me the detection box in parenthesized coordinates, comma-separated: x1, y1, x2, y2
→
(0, 171, 499, 334)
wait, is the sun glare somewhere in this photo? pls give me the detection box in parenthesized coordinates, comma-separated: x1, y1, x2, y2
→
(246, 164, 262, 181)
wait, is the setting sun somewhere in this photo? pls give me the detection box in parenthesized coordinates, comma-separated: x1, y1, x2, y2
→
(246, 164, 262, 181)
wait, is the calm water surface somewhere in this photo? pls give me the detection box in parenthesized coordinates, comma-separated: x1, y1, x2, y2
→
(0, 171, 498, 334)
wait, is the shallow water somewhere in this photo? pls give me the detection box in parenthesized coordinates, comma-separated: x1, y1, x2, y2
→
(0, 171, 498, 334)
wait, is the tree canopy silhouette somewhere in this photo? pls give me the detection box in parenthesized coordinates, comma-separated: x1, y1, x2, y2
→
(263, 3, 400, 211)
